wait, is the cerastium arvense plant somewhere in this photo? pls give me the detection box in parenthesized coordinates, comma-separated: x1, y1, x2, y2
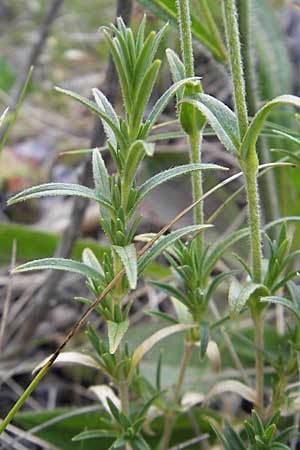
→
(2, 1, 300, 449)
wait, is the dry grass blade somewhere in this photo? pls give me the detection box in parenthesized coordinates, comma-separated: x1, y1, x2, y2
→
(0, 240, 16, 351)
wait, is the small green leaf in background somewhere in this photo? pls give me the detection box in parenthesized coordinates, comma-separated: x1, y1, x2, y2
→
(107, 320, 130, 354)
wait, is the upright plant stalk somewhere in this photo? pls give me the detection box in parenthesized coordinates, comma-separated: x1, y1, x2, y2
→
(236, 0, 279, 224)
(222, 0, 264, 416)
(222, 0, 248, 140)
(176, 0, 204, 254)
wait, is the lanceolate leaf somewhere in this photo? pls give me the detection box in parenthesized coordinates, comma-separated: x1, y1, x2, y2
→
(181, 95, 240, 155)
(12, 258, 105, 282)
(241, 95, 300, 159)
(123, 140, 155, 206)
(136, 163, 226, 206)
(261, 296, 300, 323)
(144, 77, 201, 133)
(166, 49, 185, 84)
(82, 248, 105, 276)
(107, 320, 130, 354)
(73, 430, 118, 441)
(228, 280, 269, 319)
(92, 149, 111, 200)
(55, 86, 126, 147)
(113, 244, 137, 289)
(93, 89, 120, 150)
(132, 59, 161, 135)
(138, 224, 212, 274)
(7, 183, 113, 212)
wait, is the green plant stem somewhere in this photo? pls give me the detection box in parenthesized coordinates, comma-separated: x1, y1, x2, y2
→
(236, 0, 279, 225)
(244, 161, 265, 416)
(253, 312, 264, 417)
(244, 164, 262, 283)
(158, 341, 194, 450)
(0, 362, 48, 432)
(116, 346, 131, 450)
(176, 0, 195, 78)
(189, 132, 204, 253)
(222, 0, 248, 139)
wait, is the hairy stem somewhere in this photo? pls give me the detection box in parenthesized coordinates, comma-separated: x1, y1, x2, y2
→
(244, 161, 265, 416)
(253, 312, 264, 416)
(244, 164, 263, 283)
(236, 0, 279, 224)
(222, 0, 248, 139)
(189, 132, 204, 253)
(158, 342, 194, 450)
(176, 0, 195, 78)
(177, 0, 204, 254)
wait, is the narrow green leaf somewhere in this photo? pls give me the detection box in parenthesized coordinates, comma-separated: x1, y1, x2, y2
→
(107, 320, 130, 354)
(132, 60, 161, 135)
(82, 248, 104, 276)
(138, 224, 212, 274)
(228, 280, 269, 319)
(241, 95, 300, 159)
(135, 14, 146, 54)
(113, 244, 137, 289)
(7, 183, 113, 212)
(144, 309, 178, 324)
(92, 149, 110, 200)
(150, 281, 188, 305)
(181, 95, 240, 155)
(166, 48, 185, 84)
(166, 49, 185, 101)
(102, 29, 132, 115)
(55, 86, 125, 146)
(134, 30, 156, 84)
(200, 321, 209, 359)
(261, 296, 300, 323)
(72, 430, 117, 441)
(145, 77, 201, 132)
(136, 163, 226, 206)
(12, 258, 105, 282)
(93, 89, 120, 149)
